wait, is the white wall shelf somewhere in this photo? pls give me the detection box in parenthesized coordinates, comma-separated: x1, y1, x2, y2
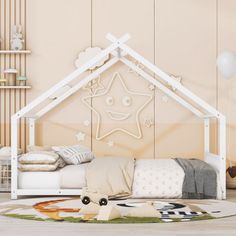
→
(0, 86, 31, 89)
(0, 50, 31, 54)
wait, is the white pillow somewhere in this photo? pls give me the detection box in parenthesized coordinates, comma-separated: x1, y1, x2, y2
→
(52, 145, 94, 165)
(19, 151, 60, 164)
(0, 146, 22, 156)
(27, 145, 52, 152)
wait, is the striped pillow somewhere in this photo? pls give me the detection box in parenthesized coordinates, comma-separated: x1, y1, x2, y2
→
(52, 145, 94, 165)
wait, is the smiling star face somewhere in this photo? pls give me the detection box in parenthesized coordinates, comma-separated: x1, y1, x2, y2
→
(82, 72, 153, 140)
(104, 88, 133, 121)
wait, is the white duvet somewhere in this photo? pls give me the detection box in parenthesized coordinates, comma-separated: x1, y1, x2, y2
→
(132, 159, 185, 198)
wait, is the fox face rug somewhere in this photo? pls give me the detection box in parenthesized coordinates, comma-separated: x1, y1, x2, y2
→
(1, 198, 236, 223)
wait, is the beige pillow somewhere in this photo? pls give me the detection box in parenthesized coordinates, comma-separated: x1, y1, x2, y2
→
(19, 151, 59, 164)
(19, 158, 65, 172)
(27, 145, 52, 152)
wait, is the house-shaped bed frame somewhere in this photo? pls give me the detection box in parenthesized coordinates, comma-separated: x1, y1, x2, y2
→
(11, 34, 226, 200)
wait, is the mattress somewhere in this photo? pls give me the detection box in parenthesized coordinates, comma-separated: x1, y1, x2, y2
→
(19, 171, 60, 189)
(18, 164, 88, 189)
(60, 164, 87, 189)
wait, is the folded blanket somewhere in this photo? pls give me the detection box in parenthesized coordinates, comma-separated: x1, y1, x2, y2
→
(86, 157, 134, 198)
(175, 158, 217, 199)
(19, 158, 65, 172)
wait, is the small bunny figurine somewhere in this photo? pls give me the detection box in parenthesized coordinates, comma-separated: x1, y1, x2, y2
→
(11, 25, 24, 50)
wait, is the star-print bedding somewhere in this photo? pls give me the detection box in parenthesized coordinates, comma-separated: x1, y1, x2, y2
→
(132, 159, 185, 198)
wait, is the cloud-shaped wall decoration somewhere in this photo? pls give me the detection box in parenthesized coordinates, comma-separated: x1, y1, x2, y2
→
(75, 47, 109, 70)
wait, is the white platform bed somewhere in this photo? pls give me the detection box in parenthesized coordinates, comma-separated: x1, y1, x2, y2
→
(18, 159, 223, 199)
(11, 34, 226, 199)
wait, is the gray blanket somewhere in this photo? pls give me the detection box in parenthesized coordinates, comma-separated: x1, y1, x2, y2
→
(175, 158, 217, 199)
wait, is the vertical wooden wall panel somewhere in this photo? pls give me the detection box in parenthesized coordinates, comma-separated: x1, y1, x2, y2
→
(155, 0, 217, 158)
(92, 0, 155, 158)
(5, 0, 10, 146)
(26, 0, 92, 148)
(0, 0, 27, 151)
(218, 0, 236, 165)
(0, 0, 5, 145)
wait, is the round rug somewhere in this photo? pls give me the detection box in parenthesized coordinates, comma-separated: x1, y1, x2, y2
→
(1, 197, 236, 223)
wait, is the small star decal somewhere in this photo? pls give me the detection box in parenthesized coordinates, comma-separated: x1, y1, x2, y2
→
(83, 76, 104, 95)
(144, 118, 154, 128)
(128, 60, 145, 76)
(76, 132, 86, 142)
(148, 84, 155, 91)
(107, 141, 114, 147)
(83, 120, 90, 127)
(168, 75, 182, 91)
(162, 95, 169, 103)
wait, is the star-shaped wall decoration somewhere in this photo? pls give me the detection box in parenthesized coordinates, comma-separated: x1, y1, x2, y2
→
(83, 76, 104, 95)
(82, 72, 153, 140)
(76, 132, 86, 142)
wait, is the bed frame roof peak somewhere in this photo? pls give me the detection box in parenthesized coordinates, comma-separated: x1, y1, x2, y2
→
(12, 33, 224, 121)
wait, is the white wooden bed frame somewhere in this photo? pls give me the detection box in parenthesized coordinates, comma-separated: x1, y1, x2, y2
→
(11, 34, 226, 200)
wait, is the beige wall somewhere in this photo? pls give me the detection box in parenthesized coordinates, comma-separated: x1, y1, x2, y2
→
(25, 0, 236, 162)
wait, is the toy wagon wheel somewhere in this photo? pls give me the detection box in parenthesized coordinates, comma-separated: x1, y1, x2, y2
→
(82, 196, 90, 205)
(99, 198, 108, 206)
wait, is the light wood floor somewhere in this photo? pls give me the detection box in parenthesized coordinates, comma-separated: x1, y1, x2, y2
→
(1, 191, 236, 236)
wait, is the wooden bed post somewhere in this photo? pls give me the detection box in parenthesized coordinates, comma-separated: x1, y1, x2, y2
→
(29, 118, 36, 146)
(11, 116, 18, 199)
(219, 115, 226, 199)
(204, 118, 210, 153)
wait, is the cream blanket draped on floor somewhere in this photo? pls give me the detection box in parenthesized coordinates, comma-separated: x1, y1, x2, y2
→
(86, 157, 134, 198)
